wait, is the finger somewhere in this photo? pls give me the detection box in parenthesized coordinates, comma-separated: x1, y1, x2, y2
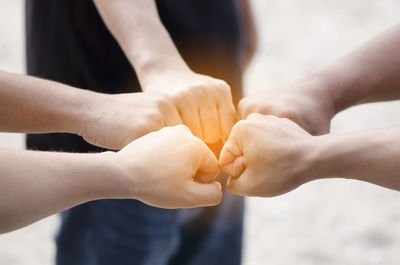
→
(185, 181, 223, 207)
(178, 106, 203, 139)
(219, 120, 247, 176)
(227, 171, 253, 197)
(199, 104, 220, 144)
(163, 102, 183, 126)
(219, 140, 246, 178)
(221, 155, 246, 179)
(218, 101, 237, 141)
(151, 95, 182, 127)
(247, 112, 272, 121)
(195, 142, 220, 183)
(219, 127, 242, 165)
(237, 98, 250, 120)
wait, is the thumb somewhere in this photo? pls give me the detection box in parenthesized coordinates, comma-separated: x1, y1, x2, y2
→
(185, 181, 223, 207)
(219, 136, 246, 178)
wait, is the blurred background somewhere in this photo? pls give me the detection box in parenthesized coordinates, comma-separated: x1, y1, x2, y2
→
(1, 0, 400, 264)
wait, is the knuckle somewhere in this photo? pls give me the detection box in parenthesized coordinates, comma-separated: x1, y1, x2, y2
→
(238, 97, 250, 109)
(263, 114, 279, 121)
(134, 121, 152, 137)
(255, 105, 272, 114)
(275, 108, 298, 120)
(239, 99, 269, 116)
(191, 136, 207, 149)
(232, 120, 250, 134)
(174, 124, 191, 134)
(172, 89, 191, 103)
(154, 95, 170, 109)
(192, 85, 209, 98)
(215, 79, 230, 89)
(216, 82, 231, 97)
(146, 111, 163, 125)
(247, 112, 264, 121)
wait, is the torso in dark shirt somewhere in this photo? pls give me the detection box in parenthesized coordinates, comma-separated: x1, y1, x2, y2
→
(25, 0, 244, 96)
(25, 0, 244, 151)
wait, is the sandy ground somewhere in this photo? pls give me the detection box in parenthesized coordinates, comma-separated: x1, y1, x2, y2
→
(1, 0, 400, 264)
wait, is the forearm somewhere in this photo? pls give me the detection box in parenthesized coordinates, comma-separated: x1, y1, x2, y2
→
(0, 150, 129, 234)
(0, 70, 96, 134)
(309, 128, 400, 190)
(93, 0, 190, 88)
(305, 24, 400, 113)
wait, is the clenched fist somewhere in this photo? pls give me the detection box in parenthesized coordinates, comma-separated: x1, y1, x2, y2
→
(113, 125, 222, 208)
(143, 70, 237, 144)
(219, 114, 315, 197)
(238, 78, 336, 135)
(77, 92, 182, 150)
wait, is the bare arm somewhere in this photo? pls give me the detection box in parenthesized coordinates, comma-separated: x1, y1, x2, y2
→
(239, 24, 400, 135)
(0, 69, 181, 149)
(93, 0, 187, 85)
(310, 128, 400, 191)
(220, 114, 400, 197)
(93, 0, 236, 143)
(0, 70, 91, 134)
(0, 126, 221, 234)
(312, 24, 400, 112)
(0, 149, 123, 234)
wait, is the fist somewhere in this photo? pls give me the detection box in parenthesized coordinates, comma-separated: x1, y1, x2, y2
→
(219, 114, 315, 197)
(78, 92, 182, 150)
(144, 71, 237, 144)
(238, 80, 336, 136)
(116, 125, 222, 208)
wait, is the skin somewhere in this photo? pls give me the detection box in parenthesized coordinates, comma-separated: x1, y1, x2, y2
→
(0, 125, 222, 234)
(238, 24, 400, 135)
(0, 0, 258, 234)
(220, 24, 400, 197)
(0, 70, 221, 233)
(93, 0, 237, 143)
(220, 114, 400, 197)
(0, 70, 181, 150)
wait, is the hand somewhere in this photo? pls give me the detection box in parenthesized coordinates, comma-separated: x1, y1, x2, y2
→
(219, 114, 315, 197)
(113, 125, 222, 208)
(143, 69, 236, 144)
(238, 78, 336, 135)
(77, 92, 182, 150)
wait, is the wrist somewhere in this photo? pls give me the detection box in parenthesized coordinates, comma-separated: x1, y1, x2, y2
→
(93, 151, 137, 199)
(57, 88, 100, 136)
(293, 136, 327, 184)
(293, 73, 338, 121)
(307, 61, 363, 114)
(305, 133, 355, 181)
(134, 55, 192, 90)
(70, 90, 106, 137)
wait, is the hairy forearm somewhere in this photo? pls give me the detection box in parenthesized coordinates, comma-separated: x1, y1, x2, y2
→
(0, 150, 129, 234)
(93, 0, 189, 87)
(308, 128, 400, 190)
(305, 24, 400, 113)
(0, 70, 96, 134)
